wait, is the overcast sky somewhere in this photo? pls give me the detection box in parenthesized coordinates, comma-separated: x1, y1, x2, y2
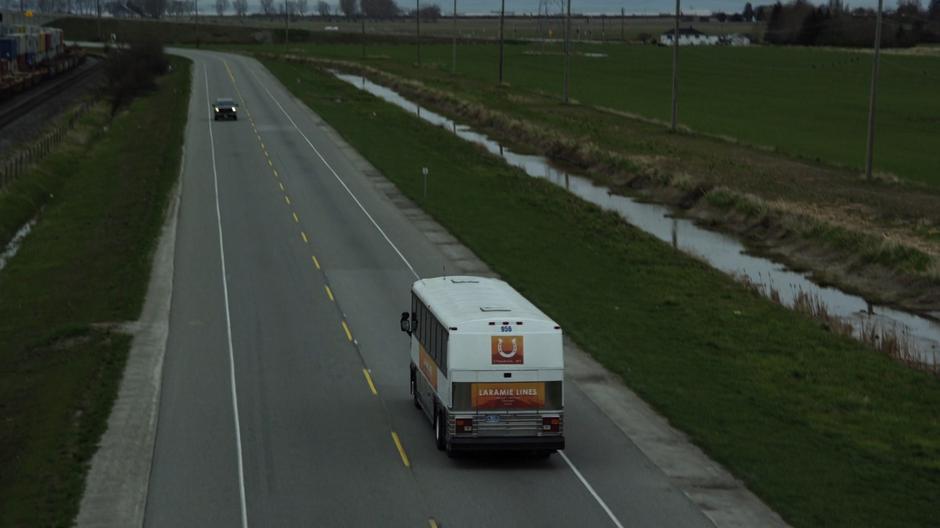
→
(273, 0, 891, 15)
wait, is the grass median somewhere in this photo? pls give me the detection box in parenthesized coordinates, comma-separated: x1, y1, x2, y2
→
(262, 58, 939, 528)
(0, 55, 191, 527)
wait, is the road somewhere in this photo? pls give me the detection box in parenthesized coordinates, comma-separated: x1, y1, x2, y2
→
(144, 49, 714, 527)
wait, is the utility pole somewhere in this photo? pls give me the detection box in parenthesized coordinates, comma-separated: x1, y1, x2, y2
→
(864, 0, 883, 180)
(563, 0, 570, 102)
(95, 0, 101, 41)
(416, 0, 421, 65)
(361, 16, 366, 59)
(285, 1, 290, 48)
(452, 0, 457, 73)
(671, 0, 680, 132)
(195, 0, 200, 48)
(498, 0, 505, 83)
(621, 7, 624, 41)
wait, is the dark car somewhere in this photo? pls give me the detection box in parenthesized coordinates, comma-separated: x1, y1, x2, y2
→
(213, 98, 238, 121)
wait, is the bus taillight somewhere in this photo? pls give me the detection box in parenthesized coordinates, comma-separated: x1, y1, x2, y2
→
(455, 418, 474, 434)
(542, 417, 561, 433)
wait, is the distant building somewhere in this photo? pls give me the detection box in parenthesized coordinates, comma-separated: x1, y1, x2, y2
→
(720, 33, 752, 46)
(658, 27, 721, 46)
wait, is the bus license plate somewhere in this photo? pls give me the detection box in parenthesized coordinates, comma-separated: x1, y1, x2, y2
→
(484, 415, 501, 424)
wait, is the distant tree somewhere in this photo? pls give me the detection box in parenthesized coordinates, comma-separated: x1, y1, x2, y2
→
(317, 0, 329, 15)
(167, 0, 189, 15)
(297, 0, 308, 14)
(715, 11, 728, 21)
(797, 5, 827, 44)
(339, 0, 357, 16)
(233, 0, 247, 15)
(930, 0, 940, 19)
(764, 0, 817, 44)
(896, 0, 924, 17)
(215, 0, 228, 15)
(142, 0, 166, 17)
(416, 3, 439, 20)
(765, 2, 784, 42)
(743, 2, 755, 21)
(754, 4, 770, 21)
(361, 0, 397, 17)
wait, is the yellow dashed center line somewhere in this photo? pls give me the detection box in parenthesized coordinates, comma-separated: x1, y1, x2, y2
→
(324, 285, 334, 301)
(260, 142, 265, 150)
(428, 520, 439, 528)
(279, 182, 285, 191)
(301, 231, 308, 243)
(341, 320, 352, 342)
(273, 169, 279, 178)
(223, 60, 236, 83)
(284, 196, 291, 205)
(267, 159, 273, 167)
(362, 369, 378, 395)
(311, 255, 321, 269)
(292, 212, 299, 223)
(391, 432, 410, 468)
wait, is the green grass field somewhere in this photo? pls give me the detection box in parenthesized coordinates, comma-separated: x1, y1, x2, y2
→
(0, 56, 190, 528)
(243, 41, 940, 186)
(263, 57, 939, 528)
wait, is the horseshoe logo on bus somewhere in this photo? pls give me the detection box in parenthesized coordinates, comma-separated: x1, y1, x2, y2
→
(491, 336, 524, 364)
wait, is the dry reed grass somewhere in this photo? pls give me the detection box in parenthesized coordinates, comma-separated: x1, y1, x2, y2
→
(735, 272, 938, 375)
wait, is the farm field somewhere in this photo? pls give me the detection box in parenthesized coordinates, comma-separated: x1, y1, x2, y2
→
(242, 40, 940, 185)
(211, 14, 760, 42)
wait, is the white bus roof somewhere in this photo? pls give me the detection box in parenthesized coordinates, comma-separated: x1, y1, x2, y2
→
(413, 276, 557, 329)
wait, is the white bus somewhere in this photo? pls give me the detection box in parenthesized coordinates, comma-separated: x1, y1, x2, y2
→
(400, 276, 565, 455)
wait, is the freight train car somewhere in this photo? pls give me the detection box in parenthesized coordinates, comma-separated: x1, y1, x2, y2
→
(1, 24, 81, 100)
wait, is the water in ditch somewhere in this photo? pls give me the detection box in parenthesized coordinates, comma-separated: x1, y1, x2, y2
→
(333, 72, 940, 366)
(0, 216, 38, 273)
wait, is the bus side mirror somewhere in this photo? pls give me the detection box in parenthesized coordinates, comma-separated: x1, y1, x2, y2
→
(400, 312, 411, 335)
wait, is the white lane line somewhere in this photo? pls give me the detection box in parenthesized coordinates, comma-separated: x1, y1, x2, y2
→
(247, 59, 625, 528)
(204, 65, 250, 528)
(246, 66, 420, 280)
(559, 451, 625, 528)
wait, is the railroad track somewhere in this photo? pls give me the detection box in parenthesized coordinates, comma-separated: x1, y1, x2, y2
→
(0, 57, 104, 131)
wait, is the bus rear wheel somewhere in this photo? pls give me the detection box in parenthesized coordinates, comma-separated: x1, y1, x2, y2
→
(434, 411, 446, 451)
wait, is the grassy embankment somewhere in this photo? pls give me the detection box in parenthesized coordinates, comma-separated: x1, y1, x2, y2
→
(241, 44, 940, 312)
(0, 55, 190, 527)
(261, 58, 940, 528)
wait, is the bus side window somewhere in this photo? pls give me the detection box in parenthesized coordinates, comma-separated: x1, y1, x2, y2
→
(442, 330, 448, 372)
(421, 303, 429, 351)
(417, 302, 424, 348)
(432, 320, 440, 365)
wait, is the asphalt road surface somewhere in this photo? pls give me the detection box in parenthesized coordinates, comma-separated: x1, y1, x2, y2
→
(143, 49, 714, 528)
